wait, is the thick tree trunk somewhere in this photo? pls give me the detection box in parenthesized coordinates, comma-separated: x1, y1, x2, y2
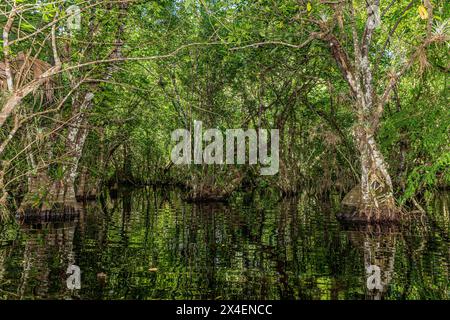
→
(353, 123, 398, 222)
(318, 2, 403, 223)
(61, 92, 94, 202)
(17, 93, 92, 215)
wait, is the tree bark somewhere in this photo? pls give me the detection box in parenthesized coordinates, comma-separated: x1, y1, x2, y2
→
(58, 92, 94, 203)
(57, 2, 129, 203)
(355, 123, 397, 221)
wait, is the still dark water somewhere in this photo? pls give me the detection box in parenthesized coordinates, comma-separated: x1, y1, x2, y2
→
(0, 188, 448, 300)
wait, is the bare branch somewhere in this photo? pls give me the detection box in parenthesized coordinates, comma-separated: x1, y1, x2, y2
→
(230, 38, 315, 51)
(361, 0, 379, 58)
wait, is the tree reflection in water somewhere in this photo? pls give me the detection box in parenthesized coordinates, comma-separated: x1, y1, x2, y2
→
(0, 188, 448, 300)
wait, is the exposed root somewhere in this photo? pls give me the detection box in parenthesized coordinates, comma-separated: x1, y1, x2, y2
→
(16, 205, 81, 222)
(336, 202, 431, 226)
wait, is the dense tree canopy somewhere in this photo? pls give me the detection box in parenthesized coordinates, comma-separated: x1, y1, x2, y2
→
(0, 0, 448, 222)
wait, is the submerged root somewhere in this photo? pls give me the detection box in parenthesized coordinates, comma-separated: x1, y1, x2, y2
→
(183, 185, 231, 202)
(340, 183, 406, 224)
(17, 178, 82, 221)
(359, 205, 403, 223)
(338, 204, 406, 224)
(17, 203, 81, 222)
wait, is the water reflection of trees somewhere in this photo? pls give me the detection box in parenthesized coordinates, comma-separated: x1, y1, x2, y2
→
(0, 189, 448, 300)
(344, 225, 398, 300)
(78, 189, 364, 299)
(0, 220, 77, 299)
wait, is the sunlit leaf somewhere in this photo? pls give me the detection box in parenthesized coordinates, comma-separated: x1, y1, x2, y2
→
(418, 5, 428, 20)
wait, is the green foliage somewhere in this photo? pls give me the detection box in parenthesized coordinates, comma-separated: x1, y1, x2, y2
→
(0, 0, 448, 212)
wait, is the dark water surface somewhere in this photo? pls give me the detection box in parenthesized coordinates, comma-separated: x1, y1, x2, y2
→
(0, 188, 448, 300)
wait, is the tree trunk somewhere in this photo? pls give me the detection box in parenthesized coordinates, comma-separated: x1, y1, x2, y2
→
(355, 123, 398, 222)
(61, 92, 94, 202)
(41, 2, 129, 209)
(316, 2, 402, 222)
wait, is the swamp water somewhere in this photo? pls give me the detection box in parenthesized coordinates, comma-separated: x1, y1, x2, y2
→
(0, 188, 448, 300)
